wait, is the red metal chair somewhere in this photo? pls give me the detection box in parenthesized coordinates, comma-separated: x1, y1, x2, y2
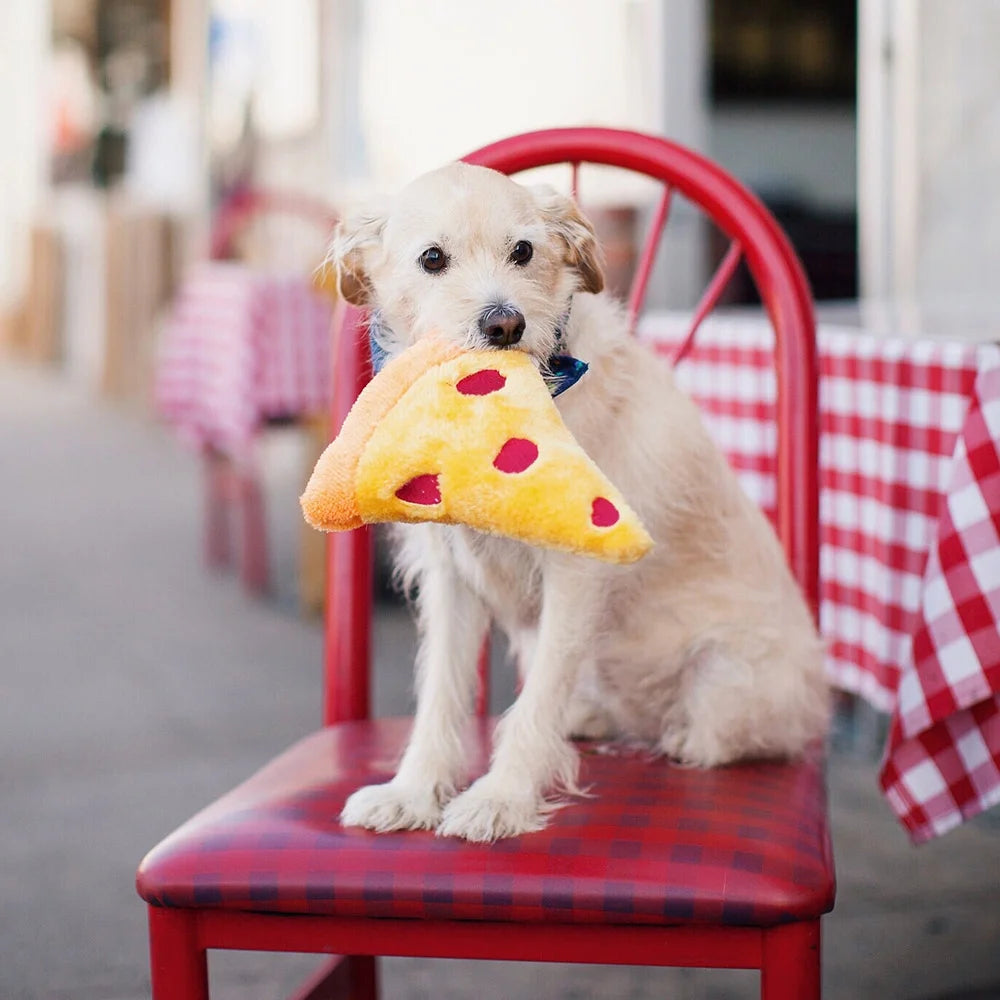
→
(137, 128, 832, 999)
(201, 187, 338, 595)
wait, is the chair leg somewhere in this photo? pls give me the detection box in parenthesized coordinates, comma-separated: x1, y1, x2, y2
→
(204, 449, 233, 570)
(288, 955, 378, 1000)
(148, 907, 209, 1000)
(238, 468, 269, 595)
(760, 920, 820, 1000)
(346, 955, 378, 1000)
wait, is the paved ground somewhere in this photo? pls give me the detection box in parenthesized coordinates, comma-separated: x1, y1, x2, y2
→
(2, 360, 999, 1000)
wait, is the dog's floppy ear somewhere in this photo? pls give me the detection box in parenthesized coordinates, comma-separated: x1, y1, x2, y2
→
(531, 186, 605, 295)
(326, 203, 388, 306)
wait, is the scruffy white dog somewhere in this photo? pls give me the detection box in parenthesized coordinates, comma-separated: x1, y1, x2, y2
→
(330, 162, 828, 842)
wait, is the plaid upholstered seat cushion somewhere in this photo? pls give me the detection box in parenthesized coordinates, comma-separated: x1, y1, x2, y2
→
(137, 718, 834, 926)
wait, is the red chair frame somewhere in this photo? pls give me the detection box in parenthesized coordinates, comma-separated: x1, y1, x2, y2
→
(141, 128, 828, 1000)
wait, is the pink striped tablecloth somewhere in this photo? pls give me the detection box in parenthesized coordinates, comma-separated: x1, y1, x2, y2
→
(156, 263, 334, 459)
(640, 312, 1000, 843)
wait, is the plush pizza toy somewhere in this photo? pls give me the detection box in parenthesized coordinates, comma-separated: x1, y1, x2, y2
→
(300, 336, 652, 564)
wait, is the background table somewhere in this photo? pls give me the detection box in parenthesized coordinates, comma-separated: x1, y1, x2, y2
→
(640, 310, 1000, 843)
(156, 262, 333, 461)
(155, 262, 334, 597)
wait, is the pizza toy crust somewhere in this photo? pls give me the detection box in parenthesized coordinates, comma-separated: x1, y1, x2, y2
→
(298, 337, 461, 531)
(300, 338, 653, 564)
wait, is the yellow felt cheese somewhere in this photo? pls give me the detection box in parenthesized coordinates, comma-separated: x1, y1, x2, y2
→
(300, 338, 652, 564)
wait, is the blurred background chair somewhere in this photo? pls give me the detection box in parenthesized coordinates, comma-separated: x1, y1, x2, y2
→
(156, 186, 337, 597)
(137, 127, 833, 1000)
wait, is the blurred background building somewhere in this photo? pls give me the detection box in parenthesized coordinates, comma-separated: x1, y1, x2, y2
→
(3, 0, 996, 403)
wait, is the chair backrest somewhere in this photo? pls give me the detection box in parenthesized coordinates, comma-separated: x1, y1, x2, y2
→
(323, 127, 819, 726)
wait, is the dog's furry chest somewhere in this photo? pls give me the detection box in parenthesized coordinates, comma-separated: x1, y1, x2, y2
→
(443, 525, 544, 630)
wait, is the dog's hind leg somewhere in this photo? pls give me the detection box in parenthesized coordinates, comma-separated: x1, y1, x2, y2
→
(659, 633, 827, 766)
(566, 666, 617, 740)
(659, 636, 770, 767)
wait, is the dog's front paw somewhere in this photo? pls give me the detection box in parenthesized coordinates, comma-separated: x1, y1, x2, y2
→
(437, 779, 549, 842)
(340, 779, 449, 833)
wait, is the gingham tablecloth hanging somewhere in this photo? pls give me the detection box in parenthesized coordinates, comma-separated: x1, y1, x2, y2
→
(156, 262, 334, 460)
(881, 360, 1000, 840)
(640, 313, 1000, 843)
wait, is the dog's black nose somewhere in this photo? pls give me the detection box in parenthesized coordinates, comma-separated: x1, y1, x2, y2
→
(479, 305, 525, 347)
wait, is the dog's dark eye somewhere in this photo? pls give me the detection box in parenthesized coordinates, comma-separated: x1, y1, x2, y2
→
(419, 246, 448, 274)
(510, 240, 533, 266)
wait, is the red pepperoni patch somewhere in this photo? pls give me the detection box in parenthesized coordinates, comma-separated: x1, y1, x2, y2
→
(591, 497, 620, 527)
(395, 474, 441, 505)
(493, 438, 538, 474)
(456, 369, 506, 395)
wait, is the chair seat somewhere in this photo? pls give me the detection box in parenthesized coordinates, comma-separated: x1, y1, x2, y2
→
(137, 718, 834, 927)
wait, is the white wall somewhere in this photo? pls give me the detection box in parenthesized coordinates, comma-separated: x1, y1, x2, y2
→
(859, 0, 1000, 302)
(0, 0, 50, 311)
(350, 0, 668, 201)
(911, 1, 1000, 302)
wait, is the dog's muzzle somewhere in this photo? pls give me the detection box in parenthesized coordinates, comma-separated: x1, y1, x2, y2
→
(479, 304, 525, 347)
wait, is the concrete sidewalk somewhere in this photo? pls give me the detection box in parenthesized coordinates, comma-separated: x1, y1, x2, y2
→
(1, 361, 998, 1000)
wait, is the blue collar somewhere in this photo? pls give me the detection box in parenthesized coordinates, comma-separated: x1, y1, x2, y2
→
(543, 353, 588, 397)
(543, 304, 588, 397)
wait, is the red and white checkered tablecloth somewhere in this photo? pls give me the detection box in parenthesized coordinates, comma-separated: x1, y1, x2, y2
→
(640, 313, 1000, 843)
(156, 263, 333, 459)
